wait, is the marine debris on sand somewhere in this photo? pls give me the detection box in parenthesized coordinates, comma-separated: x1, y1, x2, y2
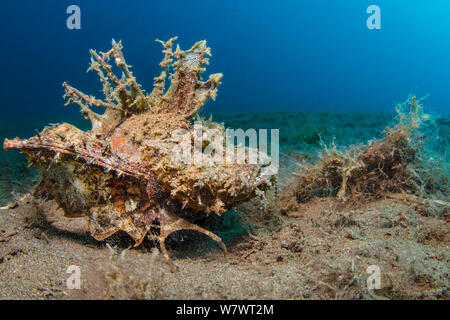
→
(3, 37, 275, 271)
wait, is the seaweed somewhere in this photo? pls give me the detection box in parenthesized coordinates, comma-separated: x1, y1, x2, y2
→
(288, 96, 449, 207)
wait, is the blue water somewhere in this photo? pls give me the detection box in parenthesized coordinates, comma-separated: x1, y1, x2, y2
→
(1, 0, 450, 121)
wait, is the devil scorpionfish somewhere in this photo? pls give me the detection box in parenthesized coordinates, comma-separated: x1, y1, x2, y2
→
(3, 37, 275, 270)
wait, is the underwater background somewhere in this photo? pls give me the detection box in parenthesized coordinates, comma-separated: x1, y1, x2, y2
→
(0, 0, 449, 205)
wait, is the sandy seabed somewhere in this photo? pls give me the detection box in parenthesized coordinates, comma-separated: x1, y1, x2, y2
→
(0, 111, 448, 299)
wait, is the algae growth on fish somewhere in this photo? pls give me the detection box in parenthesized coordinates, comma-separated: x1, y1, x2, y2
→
(3, 37, 275, 271)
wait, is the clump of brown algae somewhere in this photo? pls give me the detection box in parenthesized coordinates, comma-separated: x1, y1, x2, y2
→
(3, 37, 275, 270)
(287, 96, 448, 206)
